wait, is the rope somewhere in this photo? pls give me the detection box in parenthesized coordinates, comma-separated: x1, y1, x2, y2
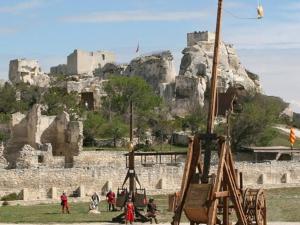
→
(224, 8, 259, 20)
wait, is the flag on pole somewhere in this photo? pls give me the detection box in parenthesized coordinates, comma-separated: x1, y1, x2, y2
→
(289, 127, 296, 149)
(135, 42, 139, 53)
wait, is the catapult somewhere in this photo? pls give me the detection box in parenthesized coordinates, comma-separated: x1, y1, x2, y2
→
(171, 1, 267, 225)
(112, 101, 149, 223)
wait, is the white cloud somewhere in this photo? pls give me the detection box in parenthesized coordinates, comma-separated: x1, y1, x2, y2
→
(0, 0, 43, 14)
(62, 10, 207, 23)
(0, 27, 18, 34)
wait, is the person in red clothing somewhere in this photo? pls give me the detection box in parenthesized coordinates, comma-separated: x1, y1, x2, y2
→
(106, 189, 116, 211)
(60, 192, 70, 214)
(125, 198, 134, 224)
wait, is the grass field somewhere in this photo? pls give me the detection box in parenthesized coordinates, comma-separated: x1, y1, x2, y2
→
(0, 188, 299, 223)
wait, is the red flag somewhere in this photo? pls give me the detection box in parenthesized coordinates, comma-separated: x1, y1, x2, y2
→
(135, 42, 139, 53)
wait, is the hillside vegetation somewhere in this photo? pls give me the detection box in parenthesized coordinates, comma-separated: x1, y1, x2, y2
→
(0, 76, 293, 151)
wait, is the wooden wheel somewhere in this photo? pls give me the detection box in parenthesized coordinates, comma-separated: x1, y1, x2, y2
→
(243, 188, 266, 225)
(255, 189, 266, 225)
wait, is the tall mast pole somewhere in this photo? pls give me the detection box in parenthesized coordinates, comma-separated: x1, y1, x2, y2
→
(128, 100, 135, 197)
(202, 0, 223, 183)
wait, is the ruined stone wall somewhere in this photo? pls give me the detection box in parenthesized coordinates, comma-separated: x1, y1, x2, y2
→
(67, 49, 115, 75)
(9, 59, 50, 87)
(50, 64, 68, 75)
(5, 105, 83, 168)
(66, 77, 107, 110)
(0, 151, 299, 200)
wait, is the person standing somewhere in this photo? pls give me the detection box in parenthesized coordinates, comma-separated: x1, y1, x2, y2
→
(125, 198, 134, 225)
(60, 192, 70, 214)
(90, 192, 100, 211)
(106, 189, 116, 211)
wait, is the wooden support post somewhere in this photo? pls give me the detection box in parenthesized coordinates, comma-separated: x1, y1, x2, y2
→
(223, 179, 229, 225)
(207, 140, 227, 225)
(224, 163, 247, 225)
(172, 137, 200, 225)
(202, 0, 224, 183)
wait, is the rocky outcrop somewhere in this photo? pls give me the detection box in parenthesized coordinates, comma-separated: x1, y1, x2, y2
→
(179, 32, 261, 93)
(171, 75, 206, 116)
(125, 51, 176, 93)
(94, 63, 127, 79)
(9, 59, 50, 87)
(171, 31, 261, 116)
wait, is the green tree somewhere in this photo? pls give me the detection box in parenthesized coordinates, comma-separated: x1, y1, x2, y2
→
(100, 117, 129, 147)
(0, 83, 35, 114)
(102, 76, 162, 144)
(42, 87, 82, 117)
(102, 76, 162, 119)
(83, 112, 106, 146)
(181, 107, 207, 134)
(230, 94, 283, 151)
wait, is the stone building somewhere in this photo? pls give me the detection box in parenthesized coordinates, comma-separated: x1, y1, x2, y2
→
(4, 104, 83, 168)
(66, 49, 115, 75)
(50, 64, 68, 76)
(9, 59, 50, 87)
(187, 31, 215, 46)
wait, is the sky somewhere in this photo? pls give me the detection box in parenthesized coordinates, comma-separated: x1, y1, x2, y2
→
(0, 0, 300, 111)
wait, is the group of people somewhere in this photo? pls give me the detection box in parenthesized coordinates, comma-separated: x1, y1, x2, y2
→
(59, 190, 159, 224)
(123, 196, 159, 224)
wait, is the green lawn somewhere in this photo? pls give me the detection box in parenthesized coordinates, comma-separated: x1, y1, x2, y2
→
(0, 188, 299, 223)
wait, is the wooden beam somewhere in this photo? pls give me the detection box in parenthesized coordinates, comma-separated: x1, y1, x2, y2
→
(172, 136, 201, 225)
(202, 0, 224, 183)
(214, 191, 230, 198)
(224, 162, 247, 225)
(207, 139, 227, 225)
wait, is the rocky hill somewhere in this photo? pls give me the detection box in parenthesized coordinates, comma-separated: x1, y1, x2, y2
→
(125, 31, 261, 116)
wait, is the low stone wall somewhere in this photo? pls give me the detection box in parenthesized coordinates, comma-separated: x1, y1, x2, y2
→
(73, 151, 126, 168)
(0, 164, 184, 199)
(0, 151, 299, 202)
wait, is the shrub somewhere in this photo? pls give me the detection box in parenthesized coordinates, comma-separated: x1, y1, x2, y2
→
(0, 192, 19, 201)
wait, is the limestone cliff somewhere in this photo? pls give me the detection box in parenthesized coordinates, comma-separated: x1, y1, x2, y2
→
(124, 51, 176, 93)
(172, 31, 261, 116)
(179, 41, 261, 92)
